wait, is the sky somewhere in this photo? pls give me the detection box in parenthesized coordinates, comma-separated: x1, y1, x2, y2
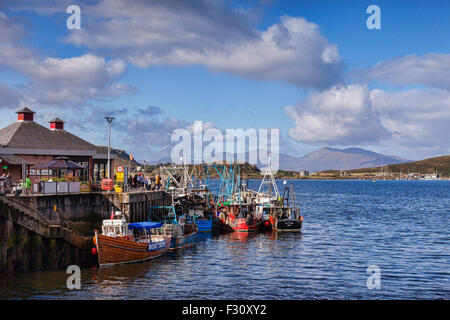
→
(0, 0, 449, 163)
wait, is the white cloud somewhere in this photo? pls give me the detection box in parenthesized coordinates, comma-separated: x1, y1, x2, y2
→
(285, 84, 390, 145)
(364, 53, 450, 90)
(0, 11, 135, 108)
(0, 11, 26, 41)
(285, 84, 450, 159)
(370, 89, 450, 156)
(0, 82, 22, 110)
(25, 55, 134, 106)
(60, 0, 342, 89)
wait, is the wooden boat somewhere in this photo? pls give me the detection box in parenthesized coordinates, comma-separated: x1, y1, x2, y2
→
(148, 206, 198, 250)
(94, 213, 171, 267)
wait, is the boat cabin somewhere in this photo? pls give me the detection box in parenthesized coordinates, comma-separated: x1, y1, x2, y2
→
(128, 222, 164, 242)
(102, 211, 128, 237)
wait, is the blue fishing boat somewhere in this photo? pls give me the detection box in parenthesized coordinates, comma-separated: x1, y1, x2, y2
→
(158, 164, 219, 233)
(195, 215, 219, 233)
(186, 189, 219, 233)
(148, 205, 197, 250)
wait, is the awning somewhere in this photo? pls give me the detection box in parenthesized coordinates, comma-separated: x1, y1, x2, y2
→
(128, 222, 163, 230)
(33, 156, 86, 170)
(0, 155, 26, 165)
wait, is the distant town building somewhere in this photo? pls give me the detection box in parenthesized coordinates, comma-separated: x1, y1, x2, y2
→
(299, 170, 309, 177)
(0, 107, 116, 183)
(423, 172, 440, 180)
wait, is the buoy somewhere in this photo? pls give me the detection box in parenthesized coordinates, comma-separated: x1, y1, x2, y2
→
(91, 247, 97, 255)
(264, 221, 269, 227)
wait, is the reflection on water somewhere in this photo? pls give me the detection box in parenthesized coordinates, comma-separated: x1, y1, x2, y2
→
(0, 180, 449, 299)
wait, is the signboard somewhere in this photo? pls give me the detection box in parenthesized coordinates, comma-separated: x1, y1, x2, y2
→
(101, 179, 114, 191)
(116, 171, 124, 182)
(148, 241, 166, 251)
(80, 182, 90, 193)
(117, 166, 123, 172)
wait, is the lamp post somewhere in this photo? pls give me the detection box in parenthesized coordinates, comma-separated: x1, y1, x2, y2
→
(104, 116, 115, 180)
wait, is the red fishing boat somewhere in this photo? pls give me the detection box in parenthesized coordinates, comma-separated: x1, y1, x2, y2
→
(217, 205, 266, 233)
(94, 212, 171, 266)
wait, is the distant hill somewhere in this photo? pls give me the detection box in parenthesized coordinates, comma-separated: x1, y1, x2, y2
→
(110, 148, 141, 170)
(150, 155, 172, 165)
(279, 147, 409, 172)
(348, 155, 450, 176)
(149, 147, 409, 173)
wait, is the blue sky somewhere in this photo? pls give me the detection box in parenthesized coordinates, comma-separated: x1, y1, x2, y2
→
(1, 0, 449, 163)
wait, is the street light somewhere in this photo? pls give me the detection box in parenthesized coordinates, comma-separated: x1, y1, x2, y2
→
(104, 116, 115, 179)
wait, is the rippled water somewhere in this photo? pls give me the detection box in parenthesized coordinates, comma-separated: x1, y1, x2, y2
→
(1, 180, 449, 299)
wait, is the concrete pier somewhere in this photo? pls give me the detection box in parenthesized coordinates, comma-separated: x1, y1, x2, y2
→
(0, 190, 172, 273)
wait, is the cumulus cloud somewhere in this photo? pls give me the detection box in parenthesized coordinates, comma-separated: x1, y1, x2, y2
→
(0, 11, 26, 40)
(363, 53, 450, 90)
(370, 89, 450, 155)
(62, 104, 191, 161)
(25, 55, 135, 106)
(59, 0, 342, 89)
(285, 85, 390, 145)
(0, 11, 135, 108)
(285, 84, 450, 158)
(0, 82, 23, 110)
(137, 105, 164, 116)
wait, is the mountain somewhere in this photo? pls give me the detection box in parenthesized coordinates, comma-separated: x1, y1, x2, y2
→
(279, 147, 409, 172)
(148, 147, 409, 173)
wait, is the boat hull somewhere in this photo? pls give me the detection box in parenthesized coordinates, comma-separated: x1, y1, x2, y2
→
(219, 218, 263, 233)
(273, 219, 302, 233)
(95, 233, 170, 266)
(196, 218, 219, 233)
(169, 230, 198, 250)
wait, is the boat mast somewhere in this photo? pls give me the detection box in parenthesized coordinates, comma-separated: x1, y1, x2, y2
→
(257, 156, 280, 199)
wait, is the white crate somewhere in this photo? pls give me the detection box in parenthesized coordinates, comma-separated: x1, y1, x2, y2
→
(102, 220, 113, 226)
(112, 219, 125, 226)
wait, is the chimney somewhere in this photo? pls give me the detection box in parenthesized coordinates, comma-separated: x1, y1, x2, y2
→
(16, 107, 35, 122)
(49, 117, 65, 130)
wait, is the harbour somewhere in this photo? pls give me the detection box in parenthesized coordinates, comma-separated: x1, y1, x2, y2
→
(0, 190, 172, 272)
(0, 179, 448, 300)
(1, 1, 450, 304)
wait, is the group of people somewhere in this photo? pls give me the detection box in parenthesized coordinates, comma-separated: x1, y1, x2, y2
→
(127, 172, 163, 191)
(0, 172, 12, 194)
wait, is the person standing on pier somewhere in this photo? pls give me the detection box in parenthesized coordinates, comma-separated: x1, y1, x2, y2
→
(155, 174, 161, 190)
(128, 175, 132, 189)
(22, 177, 31, 195)
(137, 172, 143, 189)
(133, 174, 138, 189)
(0, 174, 6, 195)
